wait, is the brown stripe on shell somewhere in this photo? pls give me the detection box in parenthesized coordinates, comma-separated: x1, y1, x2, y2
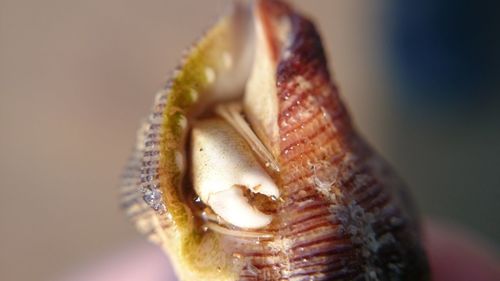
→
(121, 0, 429, 279)
(230, 3, 429, 280)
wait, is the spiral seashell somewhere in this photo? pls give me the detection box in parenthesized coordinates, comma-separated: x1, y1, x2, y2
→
(120, 0, 430, 280)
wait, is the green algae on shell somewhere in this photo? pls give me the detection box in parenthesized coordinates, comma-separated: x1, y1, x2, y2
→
(121, 1, 430, 280)
(121, 4, 255, 280)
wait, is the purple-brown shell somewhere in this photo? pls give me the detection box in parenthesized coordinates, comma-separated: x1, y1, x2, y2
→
(120, 1, 430, 280)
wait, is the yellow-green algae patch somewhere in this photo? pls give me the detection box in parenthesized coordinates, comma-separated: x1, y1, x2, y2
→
(158, 14, 239, 281)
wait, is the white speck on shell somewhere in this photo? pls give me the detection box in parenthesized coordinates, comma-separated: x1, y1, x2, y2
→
(222, 52, 233, 69)
(189, 88, 198, 102)
(175, 151, 184, 171)
(178, 114, 188, 131)
(205, 67, 216, 84)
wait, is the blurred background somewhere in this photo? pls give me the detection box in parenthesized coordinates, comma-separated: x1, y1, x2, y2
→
(1, 1, 499, 280)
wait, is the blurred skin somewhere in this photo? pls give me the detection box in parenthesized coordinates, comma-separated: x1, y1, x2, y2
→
(60, 220, 500, 281)
(425, 221, 500, 281)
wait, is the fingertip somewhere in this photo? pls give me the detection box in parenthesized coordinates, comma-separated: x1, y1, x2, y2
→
(424, 219, 500, 281)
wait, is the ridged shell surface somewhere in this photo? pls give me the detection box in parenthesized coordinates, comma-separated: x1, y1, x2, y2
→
(219, 3, 428, 280)
(120, 1, 429, 280)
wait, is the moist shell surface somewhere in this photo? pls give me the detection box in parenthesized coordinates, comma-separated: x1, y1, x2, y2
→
(120, 1, 430, 280)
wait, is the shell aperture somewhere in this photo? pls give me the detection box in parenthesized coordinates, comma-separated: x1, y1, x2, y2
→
(120, 1, 430, 280)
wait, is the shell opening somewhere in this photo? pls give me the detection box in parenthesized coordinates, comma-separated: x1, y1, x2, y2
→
(125, 0, 430, 279)
(179, 1, 292, 232)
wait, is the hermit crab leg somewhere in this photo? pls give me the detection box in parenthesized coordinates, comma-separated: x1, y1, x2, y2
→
(215, 102, 280, 173)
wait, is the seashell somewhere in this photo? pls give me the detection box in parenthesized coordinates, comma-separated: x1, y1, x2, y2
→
(120, 0, 430, 280)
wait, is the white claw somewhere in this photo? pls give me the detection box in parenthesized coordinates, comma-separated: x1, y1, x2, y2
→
(208, 187, 272, 229)
(191, 118, 279, 229)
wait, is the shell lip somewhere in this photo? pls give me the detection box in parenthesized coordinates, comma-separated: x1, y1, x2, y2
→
(121, 0, 430, 280)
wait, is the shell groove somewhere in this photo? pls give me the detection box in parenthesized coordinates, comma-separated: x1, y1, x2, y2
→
(120, 1, 430, 280)
(220, 6, 428, 280)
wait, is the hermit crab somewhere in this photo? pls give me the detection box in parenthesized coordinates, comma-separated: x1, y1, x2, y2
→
(120, 0, 430, 280)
